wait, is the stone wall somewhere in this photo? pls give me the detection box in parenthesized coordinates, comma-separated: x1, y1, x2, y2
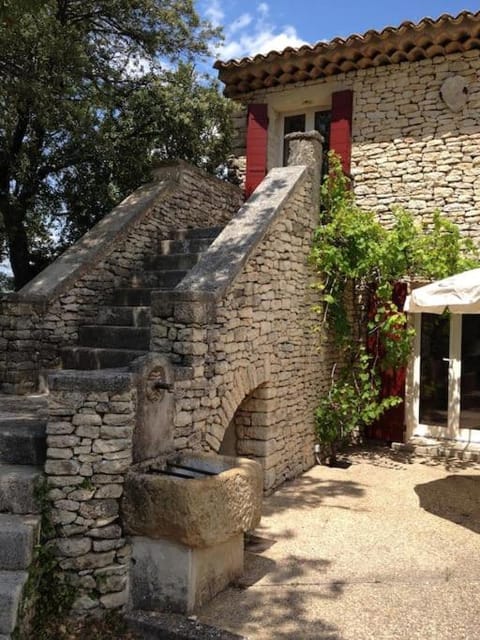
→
(230, 50, 480, 237)
(0, 163, 243, 393)
(351, 51, 480, 235)
(150, 133, 335, 491)
(46, 370, 135, 613)
(44, 354, 171, 614)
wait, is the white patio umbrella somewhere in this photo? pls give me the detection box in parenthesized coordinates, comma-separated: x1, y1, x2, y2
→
(404, 268, 480, 314)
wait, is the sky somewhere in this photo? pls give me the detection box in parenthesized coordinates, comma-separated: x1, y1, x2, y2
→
(199, 0, 480, 63)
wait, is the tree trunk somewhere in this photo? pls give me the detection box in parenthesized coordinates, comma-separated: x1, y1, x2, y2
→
(1, 199, 34, 290)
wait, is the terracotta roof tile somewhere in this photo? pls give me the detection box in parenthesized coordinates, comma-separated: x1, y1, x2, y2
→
(215, 11, 480, 98)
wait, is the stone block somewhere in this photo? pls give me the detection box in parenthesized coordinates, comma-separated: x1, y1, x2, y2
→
(130, 534, 243, 614)
(45, 459, 80, 476)
(79, 500, 118, 521)
(59, 550, 116, 571)
(56, 537, 92, 558)
(100, 588, 129, 609)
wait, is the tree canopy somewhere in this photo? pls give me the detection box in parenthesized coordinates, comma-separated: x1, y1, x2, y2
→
(0, 0, 233, 289)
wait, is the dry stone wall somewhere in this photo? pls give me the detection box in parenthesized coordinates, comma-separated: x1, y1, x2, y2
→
(352, 50, 480, 235)
(0, 163, 242, 393)
(150, 134, 336, 491)
(45, 369, 138, 613)
(231, 50, 480, 237)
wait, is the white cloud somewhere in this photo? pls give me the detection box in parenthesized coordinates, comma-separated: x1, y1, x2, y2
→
(228, 13, 253, 35)
(204, 0, 224, 27)
(257, 3, 269, 19)
(218, 3, 306, 62)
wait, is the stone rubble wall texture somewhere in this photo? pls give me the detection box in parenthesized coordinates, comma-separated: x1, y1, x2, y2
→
(0, 163, 243, 393)
(39, 135, 333, 612)
(232, 50, 480, 237)
(45, 372, 137, 613)
(150, 136, 335, 492)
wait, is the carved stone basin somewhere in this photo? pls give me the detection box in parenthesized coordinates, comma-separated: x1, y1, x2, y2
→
(122, 452, 263, 548)
(122, 453, 263, 613)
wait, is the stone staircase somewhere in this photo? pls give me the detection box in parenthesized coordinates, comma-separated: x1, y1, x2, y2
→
(61, 226, 222, 370)
(0, 394, 46, 639)
(0, 226, 222, 636)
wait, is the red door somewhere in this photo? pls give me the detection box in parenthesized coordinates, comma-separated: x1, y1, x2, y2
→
(366, 282, 408, 443)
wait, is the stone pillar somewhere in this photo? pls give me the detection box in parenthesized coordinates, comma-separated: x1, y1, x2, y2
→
(285, 130, 323, 208)
(46, 369, 135, 614)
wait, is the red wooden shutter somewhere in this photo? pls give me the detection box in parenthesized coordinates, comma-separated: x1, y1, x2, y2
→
(245, 104, 268, 198)
(366, 282, 408, 443)
(330, 90, 353, 175)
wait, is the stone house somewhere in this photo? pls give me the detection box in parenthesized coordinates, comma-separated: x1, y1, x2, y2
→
(215, 10, 480, 449)
(2, 10, 480, 633)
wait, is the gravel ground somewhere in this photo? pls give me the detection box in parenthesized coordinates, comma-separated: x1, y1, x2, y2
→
(198, 447, 480, 640)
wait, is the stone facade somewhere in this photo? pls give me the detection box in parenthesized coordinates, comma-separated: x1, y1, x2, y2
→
(150, 133, 335, 492)
(0, 163, 243, 393)
(352, 51, 480, 233)
(230, 50, 480, 235)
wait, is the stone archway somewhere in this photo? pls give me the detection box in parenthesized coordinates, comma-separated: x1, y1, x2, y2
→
(219, 382, 275, 457)
(206, 361, 281, 491)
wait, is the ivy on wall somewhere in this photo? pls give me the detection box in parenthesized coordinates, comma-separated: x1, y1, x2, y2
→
(310, 152, 480, 463)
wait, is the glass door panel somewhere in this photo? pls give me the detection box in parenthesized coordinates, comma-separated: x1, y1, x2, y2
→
(419, 314, 449, 427)
(460, 314, 480, 431)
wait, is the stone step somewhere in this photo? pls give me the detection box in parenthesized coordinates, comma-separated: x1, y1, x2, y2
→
(0, 414, 47, 465)
(96, 306, 151, 327)
(168, 226, 223, 240)
(144, 253, 200, 271)
(129, 270, 187, 289)
(0, 465, 43, 515)
(0, 571, 28, 635)
(0, 515, 40, 570)
(111, 288, 158, 306)
(128, 270, 187, 290)
(61, 346, 146, 370)
(392, 437, 480, 462)
(0, 394, 48, 416)
(78, 326, 150, 351)
(157, 237, 214, 256)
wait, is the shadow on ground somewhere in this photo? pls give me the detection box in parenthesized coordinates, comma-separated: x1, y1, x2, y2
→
(346, 443, 480, 472)
(202, 575, 345, 640)
(236, 551, 334, 588)
(262, 474, 366, 519)
(415, 475, 480, 533)
(199, 473, 365, 639)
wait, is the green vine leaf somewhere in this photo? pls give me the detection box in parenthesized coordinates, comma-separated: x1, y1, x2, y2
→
(311, 151, 480, 462)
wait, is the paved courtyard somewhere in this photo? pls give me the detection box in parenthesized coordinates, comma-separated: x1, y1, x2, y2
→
(198, 448, 480, 640)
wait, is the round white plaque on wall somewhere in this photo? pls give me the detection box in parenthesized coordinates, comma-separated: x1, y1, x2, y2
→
(440, 75, 468, 112)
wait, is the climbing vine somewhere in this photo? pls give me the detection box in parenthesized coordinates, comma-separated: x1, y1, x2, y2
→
(13, 479, 76, 640)
(310, 152, 480, 463)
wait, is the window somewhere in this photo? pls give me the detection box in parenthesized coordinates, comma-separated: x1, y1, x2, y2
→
(282, 110, 331, 175)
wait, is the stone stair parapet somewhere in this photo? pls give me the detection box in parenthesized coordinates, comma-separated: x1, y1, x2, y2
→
(150, 132, 328, 491)
(0, 163, 242, 394)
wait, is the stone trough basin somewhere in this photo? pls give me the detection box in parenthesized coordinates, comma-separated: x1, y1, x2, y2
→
(122, 453, 263, 613)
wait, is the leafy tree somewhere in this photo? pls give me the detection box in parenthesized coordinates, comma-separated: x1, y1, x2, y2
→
(0, 1, 232, 289)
